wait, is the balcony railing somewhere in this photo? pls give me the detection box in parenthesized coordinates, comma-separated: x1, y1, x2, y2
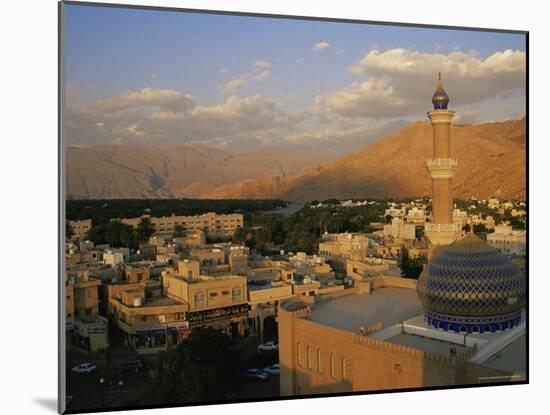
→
(425, 223, 461, 233)
(426, 158, 458, 168)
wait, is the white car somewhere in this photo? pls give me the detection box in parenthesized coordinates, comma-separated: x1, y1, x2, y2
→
(71, 363, 97, 374)
(257, 341, 279, 352)
(263, 363, 280, 375)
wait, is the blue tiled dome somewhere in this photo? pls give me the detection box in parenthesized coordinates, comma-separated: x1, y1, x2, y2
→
(416, 234, 525, 333)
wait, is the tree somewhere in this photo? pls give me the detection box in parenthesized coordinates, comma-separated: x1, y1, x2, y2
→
(231, 226, 247, 244)
(66, 223, 74, 240)
(140, 328, 240, 405)
(173, 224, 186, 238)
(401, 255, 427, 279)
(136, 217, 155, 242)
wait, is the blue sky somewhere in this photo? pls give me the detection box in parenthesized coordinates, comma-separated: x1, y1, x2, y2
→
(64, 3, 527, 153)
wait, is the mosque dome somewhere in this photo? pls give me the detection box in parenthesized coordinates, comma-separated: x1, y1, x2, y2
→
(432, 72, 450, 110)
(416, 233, 526, 334)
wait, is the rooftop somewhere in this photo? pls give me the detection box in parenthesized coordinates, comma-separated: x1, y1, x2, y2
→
(309, 287, 422, 333)
(387, 333, 467, 357)
(481, 334, 526, 375)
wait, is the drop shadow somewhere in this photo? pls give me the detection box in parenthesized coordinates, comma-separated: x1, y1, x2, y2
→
(34, 398, 57, 413)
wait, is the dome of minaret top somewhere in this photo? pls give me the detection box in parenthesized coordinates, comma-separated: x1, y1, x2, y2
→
(432, 72, 450, 110)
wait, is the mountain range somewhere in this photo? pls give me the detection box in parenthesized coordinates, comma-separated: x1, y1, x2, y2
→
(67, 118, 526, 202)
(66, 145, 331, 199)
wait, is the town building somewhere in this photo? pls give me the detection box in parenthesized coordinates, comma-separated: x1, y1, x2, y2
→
(162, 269, 249, 336)
(487, 224, 527, 256)
(318, 233, 372, 273)
(119, 212, 243, 237)
(383, 217, 416, 240)
(406, 207, 426, 224)
(108, 285, 189, 354)
(68, 219, 92, 240)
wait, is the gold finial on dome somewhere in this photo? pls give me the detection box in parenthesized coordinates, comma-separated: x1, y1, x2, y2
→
(432, 72, 450, 110)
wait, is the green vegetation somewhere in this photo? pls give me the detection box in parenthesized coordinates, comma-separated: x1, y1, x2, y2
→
(66, 223, 74, 240)
(139, 328, 240, 405)
(172, 224, 186, 238)
(86, 221, 138, 249)
(66, 198, 287, 222)
(86, 217, 153, 250)
(234, 202, 386, 255)
(401, 254, 428, 280)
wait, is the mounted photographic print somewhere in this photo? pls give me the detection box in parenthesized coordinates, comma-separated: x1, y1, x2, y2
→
(58, 1, 528, 413)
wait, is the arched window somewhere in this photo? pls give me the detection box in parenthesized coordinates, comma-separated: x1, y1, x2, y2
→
(472, 325, 479, 333)
(307, 346, 313, 370)
(460, 325, 467, 333)
(232, 287, 241, 301)
(297, 343, 303, 367)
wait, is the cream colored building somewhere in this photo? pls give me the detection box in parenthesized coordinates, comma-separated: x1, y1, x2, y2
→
(383, 218, 416, 240)
(120, 212, 243, 237)
(279, 276, 525, 396)
(68, 219, 92, 240)
(163, 269, 249, 335)
(346, 258, 390, 281)
(487, 224, 526, 256)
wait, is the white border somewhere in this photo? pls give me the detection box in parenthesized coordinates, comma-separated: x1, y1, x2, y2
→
(1, 1, 546, 414)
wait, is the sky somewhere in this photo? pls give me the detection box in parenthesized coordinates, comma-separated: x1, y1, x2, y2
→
(64, 3, 527, 154)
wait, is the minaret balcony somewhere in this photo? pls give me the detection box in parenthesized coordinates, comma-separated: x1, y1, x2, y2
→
(426, 158, 458, 179)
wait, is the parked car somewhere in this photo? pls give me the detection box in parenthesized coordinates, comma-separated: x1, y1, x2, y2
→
(71, 363, 97, 374)
(245, 368, 269, 381)
(263, 363, 280, 375)
(257, 341, 279, 352)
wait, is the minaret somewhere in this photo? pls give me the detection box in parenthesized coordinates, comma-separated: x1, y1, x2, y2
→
(425, 73, 460, 250)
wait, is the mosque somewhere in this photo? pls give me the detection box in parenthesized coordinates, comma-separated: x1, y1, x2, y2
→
(278, 75, 527, 395)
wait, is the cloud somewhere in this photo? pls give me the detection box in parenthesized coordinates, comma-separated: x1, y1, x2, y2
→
(97, 87, 197, 113)
(254, 70, 272, 82)
(254, 59, 272, 68)
(317, 78, 411, 118)
(66, 89, 306, 148)
(221, 76, 248, 94)
(313, 41, 330, 51)
(318, 48, 526, 118)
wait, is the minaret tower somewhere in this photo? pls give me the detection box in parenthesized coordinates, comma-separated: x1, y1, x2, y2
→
(425, 73, 460, 248)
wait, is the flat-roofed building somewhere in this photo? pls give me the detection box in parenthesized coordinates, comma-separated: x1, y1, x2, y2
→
(68, 219, 92, 241)
(318, 233, 372, 273)
(123, 264, 151, 283)
(248, 281, 294, 341)
(163, 270, 249, 336)
(346, 258, 390, 281)
(120, 212, 243, 237)
(487, 224, 526, 256)
(288, 252, 334, 278)
(74, 315, 109, 353)
(108, 285, 189, 354)
(383, 218, 416, 240)
(173, 230, 206, 249)
(279, 276, 526, 396)
(66, 268, 102, 318)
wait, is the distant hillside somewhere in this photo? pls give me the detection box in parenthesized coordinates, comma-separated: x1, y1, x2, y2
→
(203, 118, 526, 202)
(66, 146, 332, 199)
